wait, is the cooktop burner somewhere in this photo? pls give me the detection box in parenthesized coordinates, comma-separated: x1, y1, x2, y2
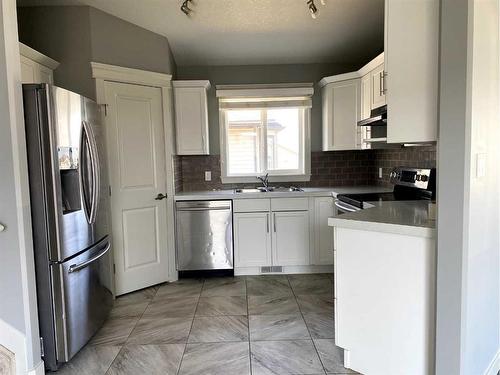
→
(337, 191, 428, 209)
(337, 167, 436, 210)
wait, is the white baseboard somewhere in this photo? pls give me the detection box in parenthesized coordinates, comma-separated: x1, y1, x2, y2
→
(484, 350, 500, 375)
(234, 264, 333, 276)
(28, 360, 44, 375)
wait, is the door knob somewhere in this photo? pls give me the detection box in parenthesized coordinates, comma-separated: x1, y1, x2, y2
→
(155, 193, 167, 200)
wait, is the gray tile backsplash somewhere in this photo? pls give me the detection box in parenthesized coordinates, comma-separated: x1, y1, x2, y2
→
(174, 145, 436, 192)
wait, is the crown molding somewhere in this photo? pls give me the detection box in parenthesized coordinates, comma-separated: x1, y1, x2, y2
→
(90, 62, 172, 87)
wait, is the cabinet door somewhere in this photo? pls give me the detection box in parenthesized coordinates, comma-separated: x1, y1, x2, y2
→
(20, 55, 36, 83)
(322, 79, 361, 151)
(20, 55, 54, 84)
(234, 212, 272, 268)
(272, 211, 310, 266)
(313, 197, 334, 265)
(360, 74, 372, 120)
(37, 64, 54, 84)
(386, 0, 439, 143)
(370, 63, 386, 109)
(174, 87, 209, 155)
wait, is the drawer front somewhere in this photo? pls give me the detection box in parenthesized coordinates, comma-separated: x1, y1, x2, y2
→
(271, 197, 309, 211)
(233, 198, 270, 213)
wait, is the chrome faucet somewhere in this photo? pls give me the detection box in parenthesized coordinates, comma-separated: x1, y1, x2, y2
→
(257, 173, 269, 189)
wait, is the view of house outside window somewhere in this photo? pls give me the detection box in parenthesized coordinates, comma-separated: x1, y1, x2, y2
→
(225, 107, 304, 177)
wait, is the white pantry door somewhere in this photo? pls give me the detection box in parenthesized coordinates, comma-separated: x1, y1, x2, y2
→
(104, 81, 169, 295)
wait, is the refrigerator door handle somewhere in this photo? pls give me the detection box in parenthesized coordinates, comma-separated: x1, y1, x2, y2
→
(81, 121, 100, 224)
(87, 121, 100, 225)
(68, 242, 110, 273)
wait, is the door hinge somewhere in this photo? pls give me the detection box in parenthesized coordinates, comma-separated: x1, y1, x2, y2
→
(113, 264, 116, 274)
(109, 185, 112, 196)
(40, 337, 45, 357)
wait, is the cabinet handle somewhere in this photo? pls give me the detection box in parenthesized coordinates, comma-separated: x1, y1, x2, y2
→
(382, 71, 387, 94)
(273, 213, 276, 232)
(379, 71, 384, 96)
(266, 214, 269, 233)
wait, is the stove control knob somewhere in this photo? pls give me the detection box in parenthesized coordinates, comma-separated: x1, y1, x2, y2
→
(416, 175, 422, 181)
(420, 175, 429, 182)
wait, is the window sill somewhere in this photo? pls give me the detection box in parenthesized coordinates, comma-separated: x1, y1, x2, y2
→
(221, 174, 311, 184)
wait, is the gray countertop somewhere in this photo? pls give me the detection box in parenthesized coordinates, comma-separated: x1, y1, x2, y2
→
(328, 200, 436, 238)
(174, 185, 391, 201)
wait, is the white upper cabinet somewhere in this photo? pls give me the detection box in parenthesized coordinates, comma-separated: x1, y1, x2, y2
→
(370, 62, 386, 110)
(360, 74, 372, 121)
(172, 80, 210, 155)
(321, 75, 361, 151)
(385, 0, 439, 143)
(19, 43, 59, 84)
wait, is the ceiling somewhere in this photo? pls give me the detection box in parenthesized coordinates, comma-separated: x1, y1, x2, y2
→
(17, 0, 384, 67)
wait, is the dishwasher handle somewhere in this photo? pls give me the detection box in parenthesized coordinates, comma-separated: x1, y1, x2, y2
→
(176, 200, 232, 211)
(177, 206, 231, 212)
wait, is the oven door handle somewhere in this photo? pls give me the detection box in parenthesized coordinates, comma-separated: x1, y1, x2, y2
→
(334, 200, 360, 213)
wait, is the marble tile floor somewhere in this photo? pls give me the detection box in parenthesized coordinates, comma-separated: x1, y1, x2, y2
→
(57, 273, 360, 375)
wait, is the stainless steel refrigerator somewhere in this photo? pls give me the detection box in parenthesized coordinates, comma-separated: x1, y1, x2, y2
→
(22, 84, 113, 371)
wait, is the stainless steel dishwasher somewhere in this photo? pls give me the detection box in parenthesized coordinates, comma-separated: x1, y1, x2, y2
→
(175, 200, 233, 271)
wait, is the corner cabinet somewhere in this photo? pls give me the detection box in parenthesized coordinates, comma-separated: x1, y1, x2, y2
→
(172, 80, 210, 155)
(19, 43, 59, 84)
(321, 75, 361, 151)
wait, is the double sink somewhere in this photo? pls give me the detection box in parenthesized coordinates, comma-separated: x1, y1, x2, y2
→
(235, 186, 304, 194)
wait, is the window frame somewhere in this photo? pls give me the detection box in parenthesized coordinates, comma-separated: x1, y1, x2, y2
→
(220, 106, 311, 184)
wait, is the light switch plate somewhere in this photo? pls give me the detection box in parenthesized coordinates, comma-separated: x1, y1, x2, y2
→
(205, 171, 212, 181)
(476, 153, 487, 178)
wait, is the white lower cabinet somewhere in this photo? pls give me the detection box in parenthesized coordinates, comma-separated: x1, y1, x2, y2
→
(272, 211, 310, 266)
(313, 197, 335, 265)
(233, 212, 272, 267)
(234, 197, 334, 272)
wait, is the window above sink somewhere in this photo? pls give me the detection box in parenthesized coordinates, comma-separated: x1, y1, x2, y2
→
(217, 84, 313, 183)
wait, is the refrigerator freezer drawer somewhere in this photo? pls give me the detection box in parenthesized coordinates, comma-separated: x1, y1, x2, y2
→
(51, 236, 113, 365)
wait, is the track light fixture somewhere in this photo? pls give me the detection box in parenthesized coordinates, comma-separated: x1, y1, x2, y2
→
(307, 0, 318, 19)
(181, 0, 193, 16)
(180, 1, 326, 19)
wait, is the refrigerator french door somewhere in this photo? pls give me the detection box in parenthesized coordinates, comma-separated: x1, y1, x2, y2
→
(23, 84, 113, 371)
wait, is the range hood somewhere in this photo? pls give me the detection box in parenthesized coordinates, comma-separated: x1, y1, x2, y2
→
(358, 105, 387, 127)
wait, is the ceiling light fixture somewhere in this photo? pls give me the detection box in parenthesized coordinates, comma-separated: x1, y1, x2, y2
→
(307, 0, 320, 19)
(181, 0, 193, 16)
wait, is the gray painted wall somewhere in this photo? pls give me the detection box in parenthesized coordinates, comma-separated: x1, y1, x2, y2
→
(88, 7, 176, 78)
(17, 6, 94, 99)
(17, 6, 177, 100)
(436, 0, 500, 374)
(177, 63, 356, 153)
